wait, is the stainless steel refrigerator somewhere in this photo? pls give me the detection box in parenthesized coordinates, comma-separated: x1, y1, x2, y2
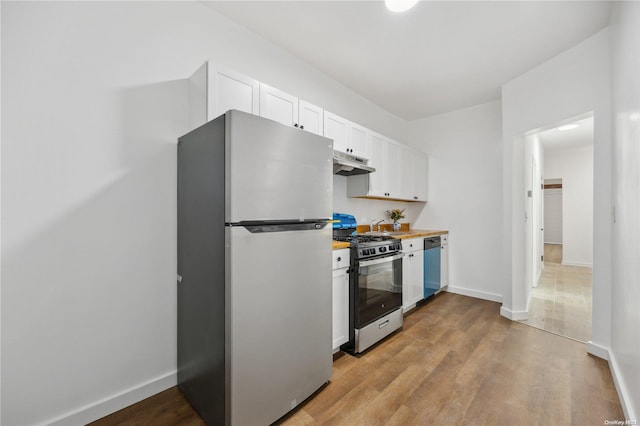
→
(177, 110, 333, 425)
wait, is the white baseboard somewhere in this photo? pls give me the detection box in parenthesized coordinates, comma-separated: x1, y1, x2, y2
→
(561, 260, 593, 268)
(587, 343, 637, 422)
(44, 370, 177, 426)
(445, 285, 503, 303)
(500, 306, 529, 321)
(587, 341, 609, 360)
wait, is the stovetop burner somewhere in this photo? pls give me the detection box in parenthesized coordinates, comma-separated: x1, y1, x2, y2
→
(333, 234, 403, 260)
(333, 234, 396, 244)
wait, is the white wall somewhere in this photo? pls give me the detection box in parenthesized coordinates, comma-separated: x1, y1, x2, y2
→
(0, 2, 407, 425)
(333, 176, 415, 228)
(544, 145, 594, 267)
(609, 1, 640, 420)
(500, 29, 611, 337)
(407, 101, 503, 302)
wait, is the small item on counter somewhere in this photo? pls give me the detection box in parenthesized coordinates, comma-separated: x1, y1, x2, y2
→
(386, 208, 405, 231)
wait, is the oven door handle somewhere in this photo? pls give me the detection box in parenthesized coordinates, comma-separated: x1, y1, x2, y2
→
(359, 252, 405, 267)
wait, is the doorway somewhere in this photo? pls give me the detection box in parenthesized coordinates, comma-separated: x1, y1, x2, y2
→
(518, 115, 594, 343)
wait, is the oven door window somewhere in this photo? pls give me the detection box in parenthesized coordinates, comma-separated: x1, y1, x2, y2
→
(357, 257, 402, 327)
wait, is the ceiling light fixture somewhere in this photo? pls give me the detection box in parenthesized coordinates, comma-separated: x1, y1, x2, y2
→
(385, 0, 418, 13)
(557, 124, 579, 131)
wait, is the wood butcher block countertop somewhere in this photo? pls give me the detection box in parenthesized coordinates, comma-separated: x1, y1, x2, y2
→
(332, 241, 351, 250)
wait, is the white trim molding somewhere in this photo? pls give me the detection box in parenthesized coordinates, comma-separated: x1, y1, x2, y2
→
(445, 285, 503, 303)
(44, 371, 177, 426)
(500, 306, 529, 321)
(587, 343, 637, 422)
(561, 260, 593, 268)
(587, 341, 609, 360)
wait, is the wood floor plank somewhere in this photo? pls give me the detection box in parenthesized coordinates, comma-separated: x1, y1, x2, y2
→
(92, 293, 624, 426)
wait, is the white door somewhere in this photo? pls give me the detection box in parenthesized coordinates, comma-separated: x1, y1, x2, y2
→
(259, 83, 298, 127)
(544, 188, 563, 244)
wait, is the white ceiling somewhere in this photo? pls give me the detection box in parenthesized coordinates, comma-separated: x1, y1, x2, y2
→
(204, 1, 612, 121)
(537, 116, 594, 150)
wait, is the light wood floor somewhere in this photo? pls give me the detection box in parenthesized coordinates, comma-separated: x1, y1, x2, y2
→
(544, 243, 563, 264)
(91, 293, 622, 426)
(521, 244, 592, 342)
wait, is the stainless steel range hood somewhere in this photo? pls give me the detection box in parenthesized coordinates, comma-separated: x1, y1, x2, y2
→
(333, 151, 375, 176)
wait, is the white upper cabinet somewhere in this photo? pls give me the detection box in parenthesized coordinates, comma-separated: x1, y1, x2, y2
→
(383, 139, 401, 199)
(348, 122, 371, 159)
(347, 137, 427, 203)
(259, 83, 299, 127)
(367, 132, 387, 197)
(324, 111, 370, 159)
(260, 84, 324, 136)
(187, 62, 259, 128)
(297, 100, 324, 136)
(324, 111, 349, 153)
(412, 151, 428, 202)
(187, 62, 428, 200)
(209, 64, 259, 121)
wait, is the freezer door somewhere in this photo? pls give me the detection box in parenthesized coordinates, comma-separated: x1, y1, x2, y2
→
(226, 225, 333, 426)
(225, 110, 333, 222)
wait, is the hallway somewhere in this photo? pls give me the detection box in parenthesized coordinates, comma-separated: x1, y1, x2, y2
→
(520, 244, 592, 342)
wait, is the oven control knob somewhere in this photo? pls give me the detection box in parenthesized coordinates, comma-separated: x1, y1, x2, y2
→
(380, 247, 386, 253)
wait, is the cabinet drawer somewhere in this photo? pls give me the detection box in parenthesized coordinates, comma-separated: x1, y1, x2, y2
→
(402, 237, 422, 253)
(332, 249, 350, 270)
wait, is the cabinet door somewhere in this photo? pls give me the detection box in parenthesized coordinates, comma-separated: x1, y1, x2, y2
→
(298, 100, 323, 136)
(413, 151, 428, 202)
(324, 111, 349, 154)
(332, 267, 349, 350)
(259, 83, 299, 127)
(441, 236, 449, 288)
(402, 255, 413, 312)
(209, 64, 259, 120)
(367, 132, 386, 197)
(384, 140, 400, 198)
(398, 144, 415, 201)
(348, 122, 370, 159)
(411, 249, 425, 304)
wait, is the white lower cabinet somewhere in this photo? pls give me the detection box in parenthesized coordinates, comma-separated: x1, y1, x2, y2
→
(441, 234, 449, 288)
(332, 249, 350, 352)
(402, 238, 424, 312)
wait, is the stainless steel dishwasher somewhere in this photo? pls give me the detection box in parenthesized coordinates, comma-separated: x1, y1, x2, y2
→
(423, 236, 441, 299)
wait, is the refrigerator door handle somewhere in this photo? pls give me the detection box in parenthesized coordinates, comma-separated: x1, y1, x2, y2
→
(227, 219, 330, 233)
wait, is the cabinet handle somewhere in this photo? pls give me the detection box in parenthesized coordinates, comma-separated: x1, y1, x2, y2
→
(300, 125, 304, 130)
(414, 196, 418, 200)
(294, 123, 299, 128)
(337, 256, 342, 261)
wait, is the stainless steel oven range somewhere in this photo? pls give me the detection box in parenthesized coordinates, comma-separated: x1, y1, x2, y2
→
(334, 234, 404, 354)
